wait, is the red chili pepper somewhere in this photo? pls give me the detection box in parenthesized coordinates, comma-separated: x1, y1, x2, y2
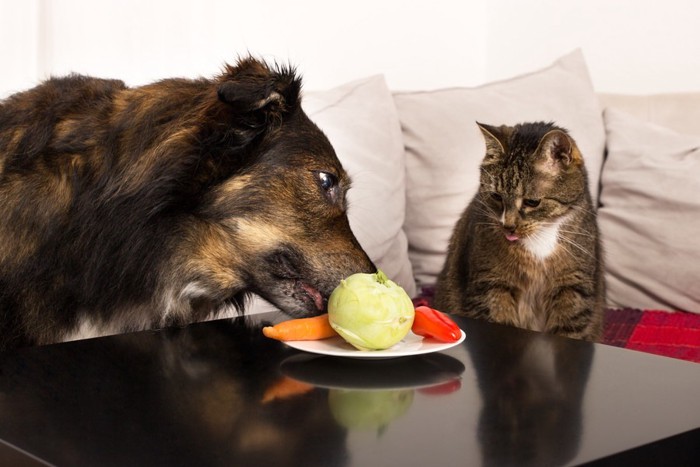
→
(412, 306, 461, 343)
(418, 378, 462, 396)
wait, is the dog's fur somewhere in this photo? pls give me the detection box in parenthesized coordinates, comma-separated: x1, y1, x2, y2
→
(0, 57, 375, 351)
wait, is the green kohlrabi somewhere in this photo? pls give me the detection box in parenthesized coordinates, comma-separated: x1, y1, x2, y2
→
(328, 270, 414, 350)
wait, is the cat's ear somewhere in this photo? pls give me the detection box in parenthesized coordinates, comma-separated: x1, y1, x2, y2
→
(477, 122, 508, 160)
(536, 129, 581, 172)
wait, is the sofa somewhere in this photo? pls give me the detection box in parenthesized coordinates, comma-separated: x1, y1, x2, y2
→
(246, 50, 700, 354)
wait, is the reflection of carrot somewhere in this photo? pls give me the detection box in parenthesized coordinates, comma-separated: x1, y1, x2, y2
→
(262, 314, 337, 341)
(262, 376, 315, 403)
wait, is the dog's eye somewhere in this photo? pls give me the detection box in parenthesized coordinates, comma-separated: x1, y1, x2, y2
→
(523, 198, 541, 208)
(314, 171, 342, 205)
(316, 171, 338, 192)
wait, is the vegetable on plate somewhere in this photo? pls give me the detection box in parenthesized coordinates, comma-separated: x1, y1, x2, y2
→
(327, 270, 414, 351)
(262, 314, 337, 341)
(411, 306, 461, 343)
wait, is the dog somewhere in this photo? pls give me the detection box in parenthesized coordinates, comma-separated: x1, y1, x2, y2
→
(0, 57, 375, 351)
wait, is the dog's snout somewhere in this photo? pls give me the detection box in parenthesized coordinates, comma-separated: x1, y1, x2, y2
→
(268, 248, 301, 279)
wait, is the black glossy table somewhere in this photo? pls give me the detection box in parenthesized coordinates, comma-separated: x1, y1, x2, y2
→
(0, 311, 698, 466)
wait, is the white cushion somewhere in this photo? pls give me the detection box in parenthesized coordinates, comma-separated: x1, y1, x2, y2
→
(394, 50, 606, 287)
(599, 93, 700, 137)
(599, 107, 700, 313)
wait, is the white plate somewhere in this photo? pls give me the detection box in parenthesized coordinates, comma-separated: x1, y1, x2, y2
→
(283, 330, 466, 359)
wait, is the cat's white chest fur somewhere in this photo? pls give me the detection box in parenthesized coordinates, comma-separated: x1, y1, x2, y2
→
(521, 216, 568, 261)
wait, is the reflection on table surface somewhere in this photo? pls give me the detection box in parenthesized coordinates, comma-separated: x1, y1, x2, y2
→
(466, 321, 593, 467)
(1, 311, 699, 467)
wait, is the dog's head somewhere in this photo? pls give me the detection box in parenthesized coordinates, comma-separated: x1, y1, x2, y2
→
(178, 58, 376, 318)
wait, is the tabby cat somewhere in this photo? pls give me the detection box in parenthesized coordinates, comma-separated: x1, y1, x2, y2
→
(434, 122, 604, 341)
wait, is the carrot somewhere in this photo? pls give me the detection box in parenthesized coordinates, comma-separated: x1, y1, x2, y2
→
(261, 376, 315, 403)
(262, 313, 338, 341)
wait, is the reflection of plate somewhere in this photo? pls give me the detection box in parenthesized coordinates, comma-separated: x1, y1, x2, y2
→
(283, 330, 465, 359)
(280, 351, 465, 390)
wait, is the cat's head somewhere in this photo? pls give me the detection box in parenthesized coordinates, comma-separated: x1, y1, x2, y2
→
(475, 121, 589, 244)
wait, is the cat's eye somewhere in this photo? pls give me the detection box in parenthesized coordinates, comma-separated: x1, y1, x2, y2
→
(490, 193, 503, 203)
(523, 199, 541, 208)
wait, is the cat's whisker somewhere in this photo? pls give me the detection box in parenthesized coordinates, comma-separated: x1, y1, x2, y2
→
(556, 235, 598, 261)
(569, 205, 600, 219)
(537, 221, 596, 239)
(558, 231, 596, 240)
(559, 229, 596, 243)
(554, 227, 596, 238)
(471, 204, 500, 222)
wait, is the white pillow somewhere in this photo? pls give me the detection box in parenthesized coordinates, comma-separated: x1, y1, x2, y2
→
(393, 50, 606, 287)
(599, 108, 700, 313)
(599, 93, 700, 137)
(245, 75, 415, 314)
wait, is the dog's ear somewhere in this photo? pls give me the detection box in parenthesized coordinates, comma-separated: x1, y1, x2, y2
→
(216, 57, 301, 132)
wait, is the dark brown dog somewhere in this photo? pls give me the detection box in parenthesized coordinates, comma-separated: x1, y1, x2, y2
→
(0, 57, 375, 351)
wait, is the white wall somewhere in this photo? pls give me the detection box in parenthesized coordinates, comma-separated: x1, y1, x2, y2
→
(0, 0, 42, 96)
(1, 0, 699, 97)
(484, 0, 700, 94)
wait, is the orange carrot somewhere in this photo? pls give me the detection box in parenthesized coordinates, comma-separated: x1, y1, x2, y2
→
(262, 313, 338, 341)
(261, 376, 315, 403)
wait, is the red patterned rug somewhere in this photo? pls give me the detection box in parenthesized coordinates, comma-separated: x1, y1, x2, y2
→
(601, 308, 700, 364)
(413, 287, 700, 364)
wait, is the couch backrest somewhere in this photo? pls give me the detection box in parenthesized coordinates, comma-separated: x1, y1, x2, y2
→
(599, 93, 700, 136)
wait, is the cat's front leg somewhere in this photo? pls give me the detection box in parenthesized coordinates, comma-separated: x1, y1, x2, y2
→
(544, 287, 602, 341)
(463, 282, 522, 328)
